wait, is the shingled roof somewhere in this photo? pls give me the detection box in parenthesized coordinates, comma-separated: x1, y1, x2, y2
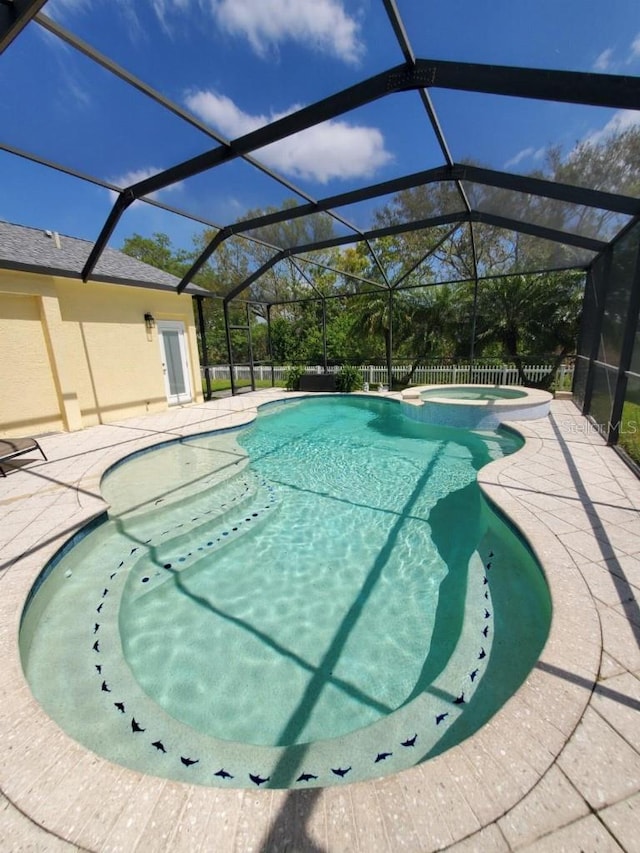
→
(0, 220, 208, 294)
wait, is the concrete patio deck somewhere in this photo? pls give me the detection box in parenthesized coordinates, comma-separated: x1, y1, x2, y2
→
(0, 390, 638, 852)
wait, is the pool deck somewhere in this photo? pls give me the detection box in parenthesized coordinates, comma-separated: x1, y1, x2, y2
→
(0, 389, 638, 852)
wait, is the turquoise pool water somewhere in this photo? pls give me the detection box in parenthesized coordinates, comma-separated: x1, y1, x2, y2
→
(420, 386, 527, 401)
(20, 396, 551, 789)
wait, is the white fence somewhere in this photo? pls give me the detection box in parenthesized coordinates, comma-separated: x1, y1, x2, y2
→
(204, 362, 574, 388)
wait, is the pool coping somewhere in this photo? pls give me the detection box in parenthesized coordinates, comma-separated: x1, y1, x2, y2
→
(0, 389, 636, 852)
(401, 384, 552, 409)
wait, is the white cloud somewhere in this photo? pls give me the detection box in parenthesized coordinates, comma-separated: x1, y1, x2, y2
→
(594, 47, 613, 72)
(45, 0, 93, 18)
(583, 109, 640, 147)
(46, 0, 364, 60)
(149, 0, 192, 37)
(114, 2, 145, 41)
(591, 33, 640, 72)
(209, 0, 364, 64)
(33, 24, 94, 107)
(185, 90, 392, 183)
(504, 147, 535, 169)
(187, 91, 262, 137)
(503, 145, 547, 171)
(108, 168, 184, 203)
(62, 73, 92, 108)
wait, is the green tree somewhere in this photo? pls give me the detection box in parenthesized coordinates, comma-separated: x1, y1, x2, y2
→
(121, 232, 191, 278)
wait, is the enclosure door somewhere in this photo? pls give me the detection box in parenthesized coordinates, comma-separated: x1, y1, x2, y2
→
(157, 321, 192, 406)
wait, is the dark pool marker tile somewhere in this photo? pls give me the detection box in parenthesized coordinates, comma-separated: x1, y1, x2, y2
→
(470, 669, 479, 682)
(92, 640, 100, 652)
(114, 702, 125, 713)
(151, 740, 167, 753)
(249, 773, 270, 786)
(141, 577, 150, 584)
(101, 681, 111, 693)
(94, 623, 100, 633)
(296, 773, 318, 782)
(453, 693, 465, 705)
(164, 563, 172, 569)
(478, 647, 486, 659)
(482, 626, 489, 638)
(131, 718, 145, 733)
(401, 734, 417, 747)
(102, 588, 109, 598)
(95, 664, 102, 674)
(331, 767, 351, 778)
(181, 756, 199, 767)
(214, 768, 234, 780)
(436, 713, 449, 725)
(375, 752, 392, 763)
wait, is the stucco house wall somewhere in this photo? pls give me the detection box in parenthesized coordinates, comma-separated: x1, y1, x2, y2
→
(0, 224, 205, 439)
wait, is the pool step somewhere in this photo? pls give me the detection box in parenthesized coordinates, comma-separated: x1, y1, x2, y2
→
(115, 464, 257, 543)
(123, 476, 279, 601)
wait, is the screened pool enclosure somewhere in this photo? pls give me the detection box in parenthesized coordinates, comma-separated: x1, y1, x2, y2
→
(1, 1, 640, 471)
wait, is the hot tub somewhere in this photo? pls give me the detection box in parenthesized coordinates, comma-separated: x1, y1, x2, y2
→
(401, 384, 553, 429)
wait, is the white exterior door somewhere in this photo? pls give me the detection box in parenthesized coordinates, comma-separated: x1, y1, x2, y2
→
(157, 321, 192, 406)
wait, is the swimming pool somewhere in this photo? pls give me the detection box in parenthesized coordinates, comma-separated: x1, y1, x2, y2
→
(20, 395, 551, 789)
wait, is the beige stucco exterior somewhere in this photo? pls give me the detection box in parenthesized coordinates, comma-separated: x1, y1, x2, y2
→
(0, 269, 203, 438)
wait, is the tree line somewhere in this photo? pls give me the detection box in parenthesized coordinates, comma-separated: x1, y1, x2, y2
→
(122, 125, 640, 386)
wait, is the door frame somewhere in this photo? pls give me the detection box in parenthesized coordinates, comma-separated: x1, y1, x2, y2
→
(157, 320, 193, 406)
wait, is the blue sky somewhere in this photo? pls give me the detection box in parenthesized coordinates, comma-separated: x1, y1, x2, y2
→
(1, 0, 639, 252)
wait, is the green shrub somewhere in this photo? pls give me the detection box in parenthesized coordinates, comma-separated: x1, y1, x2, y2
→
(284, 365, 305, 391)
(335, 364, 363, 392)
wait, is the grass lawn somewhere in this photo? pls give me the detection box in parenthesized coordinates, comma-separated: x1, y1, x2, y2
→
(619, 399, 640, 466)
(202, 378, 284, 393)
